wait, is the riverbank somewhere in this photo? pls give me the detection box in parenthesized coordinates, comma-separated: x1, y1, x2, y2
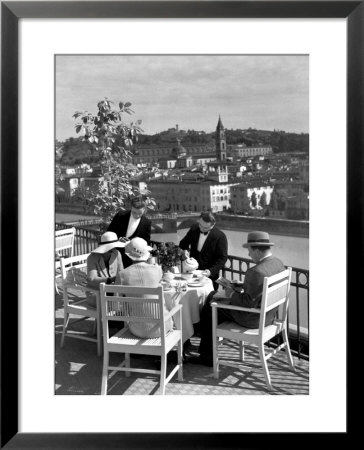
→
(56, 205, 309, 238)
(215, 214, 309, 238)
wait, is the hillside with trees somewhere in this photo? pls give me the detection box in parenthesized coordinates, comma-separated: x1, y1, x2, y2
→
(57, 127, 309, 165)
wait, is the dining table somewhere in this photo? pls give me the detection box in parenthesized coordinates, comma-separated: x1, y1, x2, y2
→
(163, 277, 214, 343)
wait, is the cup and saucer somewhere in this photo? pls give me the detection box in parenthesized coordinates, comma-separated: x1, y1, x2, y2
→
(161, 281, 173, 291)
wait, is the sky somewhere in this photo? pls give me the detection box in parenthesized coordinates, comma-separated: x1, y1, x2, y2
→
(56, 55, 308, 141)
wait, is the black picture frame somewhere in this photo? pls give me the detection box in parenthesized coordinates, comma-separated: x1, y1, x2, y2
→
(1, 1, 359, 448)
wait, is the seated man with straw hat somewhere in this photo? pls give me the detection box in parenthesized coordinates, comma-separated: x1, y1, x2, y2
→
(188, 231, 285, 367)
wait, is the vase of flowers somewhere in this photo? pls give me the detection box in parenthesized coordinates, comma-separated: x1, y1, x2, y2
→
(153, 242, 187, 273)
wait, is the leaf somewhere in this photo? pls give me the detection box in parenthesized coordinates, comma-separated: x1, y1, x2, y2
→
(124, 102, 131, 107)
(119, 102, 124, 110)
(75, 125, 82, 134)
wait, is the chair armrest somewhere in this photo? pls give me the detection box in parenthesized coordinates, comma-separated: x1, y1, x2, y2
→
(64, 283, 99, 295)
(211, 302, 260, 314)
(77, 284, 99, 294)
(165, 304, 183, 321)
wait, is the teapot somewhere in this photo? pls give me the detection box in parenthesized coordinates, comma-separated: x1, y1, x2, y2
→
(183, 257, 199, 273)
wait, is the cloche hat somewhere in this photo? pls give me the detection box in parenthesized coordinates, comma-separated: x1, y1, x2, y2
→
(242, 231, 275, 248)
(92, 231, 125, 254)
(125, 237, 153, 261)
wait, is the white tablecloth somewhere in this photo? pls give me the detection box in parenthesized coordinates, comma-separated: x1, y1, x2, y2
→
(163, 279, 214, 343)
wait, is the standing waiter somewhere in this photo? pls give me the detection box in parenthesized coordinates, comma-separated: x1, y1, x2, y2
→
(179, 211, 228, 290)
(107, 196, 152, 268)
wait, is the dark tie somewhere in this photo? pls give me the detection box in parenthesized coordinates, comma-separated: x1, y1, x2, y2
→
(200, 231, 209, 236)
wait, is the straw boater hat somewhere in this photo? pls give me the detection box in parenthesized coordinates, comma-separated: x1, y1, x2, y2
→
(125, 237, 153, 261)
(242, 231, 275, 248)
(92, 232, 125, 254)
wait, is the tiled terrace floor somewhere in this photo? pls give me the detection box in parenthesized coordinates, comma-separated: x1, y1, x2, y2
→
(55, 289, 309, 396)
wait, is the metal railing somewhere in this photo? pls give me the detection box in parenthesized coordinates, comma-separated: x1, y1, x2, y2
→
(55, 222, 309, 360)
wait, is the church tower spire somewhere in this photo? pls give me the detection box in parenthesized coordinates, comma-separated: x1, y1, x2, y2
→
(216, 114, 226, 161)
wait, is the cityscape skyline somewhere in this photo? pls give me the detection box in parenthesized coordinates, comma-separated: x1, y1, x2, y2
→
(56, 55, 309, 141)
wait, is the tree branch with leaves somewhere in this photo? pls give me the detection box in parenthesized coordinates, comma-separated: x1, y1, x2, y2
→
(73, 98, 155, 224)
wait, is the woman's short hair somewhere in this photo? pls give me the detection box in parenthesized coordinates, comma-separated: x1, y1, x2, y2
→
(131, 196, 146, 209)
(200, 211, 216, 224)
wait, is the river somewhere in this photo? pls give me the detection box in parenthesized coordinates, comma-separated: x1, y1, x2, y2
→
(153, 228, 309, 271)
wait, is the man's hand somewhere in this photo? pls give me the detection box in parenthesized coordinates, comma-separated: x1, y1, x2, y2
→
(223, 286, 235, 298)
(119, 237, 130, 243)
(212, 290, 228, 300)
(230, 280, 244, 293)
(202, 269, 211, 277)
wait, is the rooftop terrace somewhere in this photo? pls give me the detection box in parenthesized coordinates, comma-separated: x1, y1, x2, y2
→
(55, 285, 309, 396)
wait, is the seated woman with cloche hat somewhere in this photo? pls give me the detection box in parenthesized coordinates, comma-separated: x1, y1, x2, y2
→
(121, 237, 173, 339)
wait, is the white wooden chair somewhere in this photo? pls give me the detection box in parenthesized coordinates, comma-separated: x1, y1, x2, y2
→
(55, 227, 76, 294)
(60, 253, 102, 356)
(212, 268, 294, 390)
(100, 284, 183, 395)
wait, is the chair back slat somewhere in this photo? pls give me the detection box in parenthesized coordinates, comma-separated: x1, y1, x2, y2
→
(56, 227, 75, 258)
(105, 297, 161, 323)
(60, 254, 90, 292)
(259, 268, 292, 329)
(265, 279, 290, 309)
(100, 285, 167, 338)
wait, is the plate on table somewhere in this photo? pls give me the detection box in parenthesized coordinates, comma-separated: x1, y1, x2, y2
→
(192, 270, 204, 276)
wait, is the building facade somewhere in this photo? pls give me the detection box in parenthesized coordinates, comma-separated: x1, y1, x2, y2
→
(231, 144, 273, 158)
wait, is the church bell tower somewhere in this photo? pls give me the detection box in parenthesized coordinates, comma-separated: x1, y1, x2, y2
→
(216, 115, 226, 161)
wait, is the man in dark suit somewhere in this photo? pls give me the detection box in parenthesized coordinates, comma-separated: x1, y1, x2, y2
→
(179, 211, 228, 291)
(189, 231, 286, 367)
(107, 196, 152, 268)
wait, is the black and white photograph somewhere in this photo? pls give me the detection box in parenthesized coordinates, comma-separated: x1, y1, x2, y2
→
(55, 54, 309, 396)
(1, 0, 355, 444)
